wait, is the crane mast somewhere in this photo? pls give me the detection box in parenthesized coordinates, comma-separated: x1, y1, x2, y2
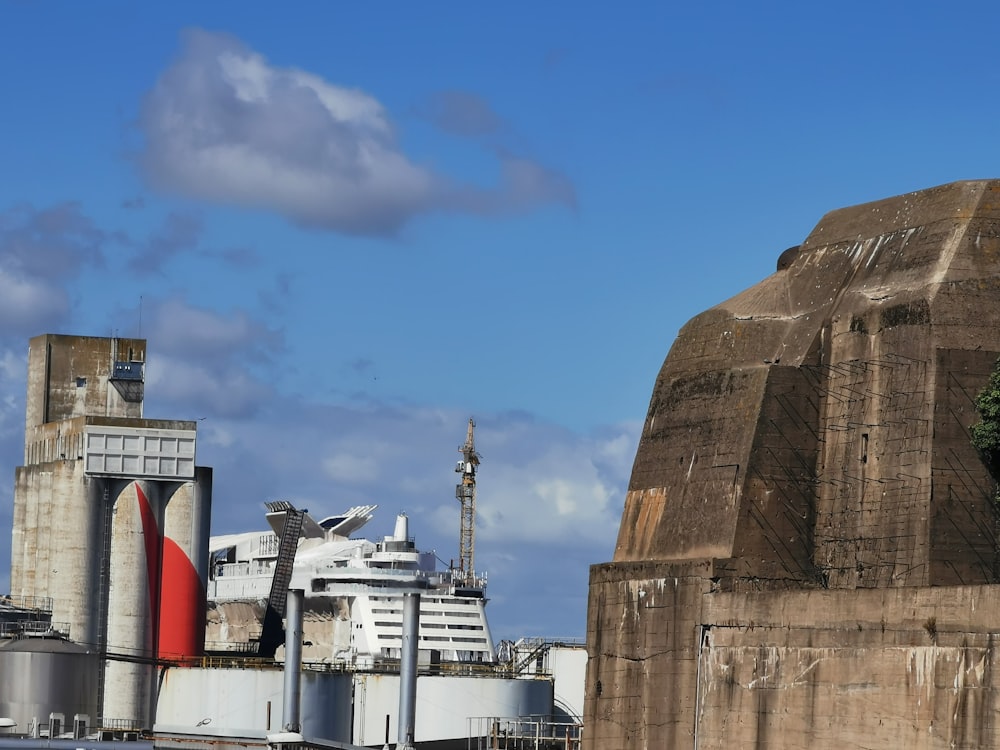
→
(455, 418, 480, 578)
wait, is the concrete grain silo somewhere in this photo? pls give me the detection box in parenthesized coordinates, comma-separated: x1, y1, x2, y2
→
(10, 335, 212, 730)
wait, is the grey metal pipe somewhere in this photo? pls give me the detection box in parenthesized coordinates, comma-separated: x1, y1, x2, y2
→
(397, 592, 420, 748)
(283, 589, 304, 733)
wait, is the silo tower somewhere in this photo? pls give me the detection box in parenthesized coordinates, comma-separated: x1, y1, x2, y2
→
(12, 334, 212, 729)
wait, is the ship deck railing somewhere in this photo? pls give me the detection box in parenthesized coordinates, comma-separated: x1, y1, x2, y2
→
(211, 561, 488, 590)
(213, 561, 275, 578)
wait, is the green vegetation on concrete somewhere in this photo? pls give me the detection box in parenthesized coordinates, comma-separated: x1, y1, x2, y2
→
(971, 358, 1000, 488)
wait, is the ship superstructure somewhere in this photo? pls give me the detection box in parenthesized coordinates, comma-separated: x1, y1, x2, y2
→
(207, 504, 495, 664)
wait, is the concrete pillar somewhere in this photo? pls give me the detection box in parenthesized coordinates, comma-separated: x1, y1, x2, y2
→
(102, 480, 163, 726)
(159, 469, 211, 661)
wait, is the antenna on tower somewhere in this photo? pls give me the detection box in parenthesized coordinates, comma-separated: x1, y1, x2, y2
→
(454, 418, 480, 581)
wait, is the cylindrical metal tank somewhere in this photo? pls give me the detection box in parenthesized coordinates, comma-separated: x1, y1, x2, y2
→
(155, 667, 352, 741)
(353, 673, 555, 745)
(0, 638, 99, 735)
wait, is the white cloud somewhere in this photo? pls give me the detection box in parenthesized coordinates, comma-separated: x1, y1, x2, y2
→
(0, 344, 23, 598)
(0, 348, 25, 382)
(473, 426, 630, 546)
(146, 297, 281, 357)
(146, 354, 272, 419)
(414, 90, 506, 137)
(539, 478, 607, 516)
(322, 452, 379, 483)
(138, 29, 575, 235)
(0, 202, 106, 336)
(0, 394, 23, 443)
(0, 269, 68, 330)
(202, 423, 235, 448)
(138, 297, 283, 419)
(0, 347, 26, 434)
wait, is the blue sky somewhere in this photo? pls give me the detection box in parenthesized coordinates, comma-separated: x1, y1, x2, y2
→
(2, 2, 1000, 639)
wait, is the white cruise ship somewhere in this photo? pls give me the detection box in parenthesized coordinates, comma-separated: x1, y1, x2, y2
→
(206, 502, 496, 665)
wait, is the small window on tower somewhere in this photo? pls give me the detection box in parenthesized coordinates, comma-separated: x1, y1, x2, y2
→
(75, 377, 87, 387)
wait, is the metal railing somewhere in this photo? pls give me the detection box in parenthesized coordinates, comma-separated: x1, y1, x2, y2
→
(0, 620, 70, 639)
(467, 717, 583, 750)
(0, 594, 53, 613)
(96, 718, 144, 732)
(213, 560, 275, 578)
(203, 639, 262, 655)
(189, 652, 551, 680)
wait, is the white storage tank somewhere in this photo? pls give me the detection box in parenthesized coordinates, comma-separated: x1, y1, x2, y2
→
(154, 667, 352, 742)
(0, 637, 99, 735)
(352, 673, 554, 746)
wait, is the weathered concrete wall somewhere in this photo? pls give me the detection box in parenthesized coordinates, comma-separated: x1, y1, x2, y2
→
(25, 334, 145, 428)
(11, 460, 103, 642)
(206, 597, 354, 664)
(587, 181, 1000, 748)
(586, 561, 711, 747)
(697, 586, 1000, 749)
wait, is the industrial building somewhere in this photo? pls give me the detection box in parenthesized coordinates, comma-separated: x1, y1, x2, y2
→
(7, 334, 212, 733)
(585, 180, 1000, 748)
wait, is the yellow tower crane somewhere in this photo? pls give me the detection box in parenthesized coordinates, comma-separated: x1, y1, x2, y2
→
(455, 418, 480, 579)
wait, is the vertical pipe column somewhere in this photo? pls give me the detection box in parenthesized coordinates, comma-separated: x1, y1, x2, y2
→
(397, 592, 420, 749)
(283, 589, 304, 733)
